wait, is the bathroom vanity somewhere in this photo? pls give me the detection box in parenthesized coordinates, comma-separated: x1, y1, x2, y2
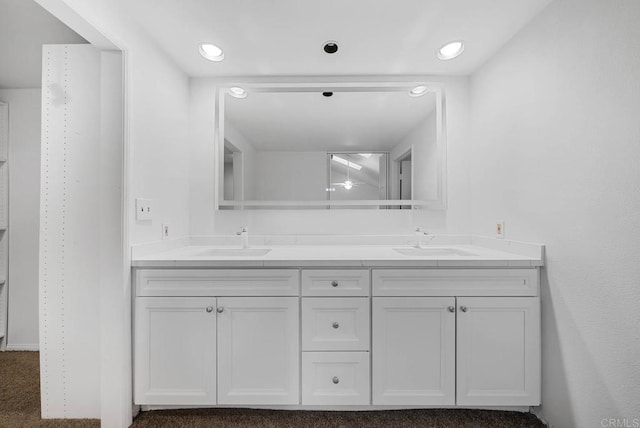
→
(132, 238, 543, 409)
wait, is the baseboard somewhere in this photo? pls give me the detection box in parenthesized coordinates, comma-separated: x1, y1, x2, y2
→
(5, 343, 39, 351)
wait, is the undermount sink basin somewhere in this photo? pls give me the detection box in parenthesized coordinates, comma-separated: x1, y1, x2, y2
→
(190, 248, 271, 257)
(393, 247, 477, 257)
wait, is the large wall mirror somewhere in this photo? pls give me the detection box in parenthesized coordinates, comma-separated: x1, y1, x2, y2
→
(215, 82, 447, 209)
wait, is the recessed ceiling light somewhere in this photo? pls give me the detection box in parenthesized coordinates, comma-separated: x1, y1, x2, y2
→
(409, 85, 428, 97)
(437, 41, 464, 60)
(323, 41, 339, 54)
(199, 43, 224, 61)
(228, 87, 247, 99)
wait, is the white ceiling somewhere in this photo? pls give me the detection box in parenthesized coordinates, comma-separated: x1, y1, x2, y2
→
(0, 0, 86, 89)
(226, 90, 436, 152)
(123, 0, 554, 77)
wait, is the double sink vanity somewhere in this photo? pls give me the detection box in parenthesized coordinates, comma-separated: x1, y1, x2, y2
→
(131, 82, 543, 411)
(132, 235, 543, 410)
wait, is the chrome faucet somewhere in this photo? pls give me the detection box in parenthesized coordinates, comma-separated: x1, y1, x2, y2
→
(414, 227, 431, 248)
(237, 226, 249, 249)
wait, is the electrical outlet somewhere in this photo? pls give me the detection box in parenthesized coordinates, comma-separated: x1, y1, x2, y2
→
(496, 220, 505, 239)
(161, 224, 170, 240)
(135, 198, 153, 221)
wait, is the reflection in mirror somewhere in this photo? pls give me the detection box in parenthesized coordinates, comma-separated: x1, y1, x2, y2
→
(216, 84, 446, 209)
(328, 153, 389, 205)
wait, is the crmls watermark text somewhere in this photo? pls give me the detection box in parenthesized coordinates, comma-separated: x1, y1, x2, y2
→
(601, 418, 640, 428)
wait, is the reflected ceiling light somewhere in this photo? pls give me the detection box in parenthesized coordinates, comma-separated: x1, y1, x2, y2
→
(437, 41, 464, 60)
(228, 87, 247, 99)
(199, 43, 224, 61)
(359, 153, 372, 158)
(331, 155, 362, 171)
(409, 85, 428, 97)
(343, 180, 353, 190)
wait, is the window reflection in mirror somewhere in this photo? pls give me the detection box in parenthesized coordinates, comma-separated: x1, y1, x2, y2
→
(328, 153, 389, 207)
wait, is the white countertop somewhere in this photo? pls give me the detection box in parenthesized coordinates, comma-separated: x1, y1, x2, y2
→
(131, 238, 544, 268)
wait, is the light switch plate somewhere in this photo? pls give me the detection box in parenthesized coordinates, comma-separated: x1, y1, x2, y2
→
(136, 198, 153, 221)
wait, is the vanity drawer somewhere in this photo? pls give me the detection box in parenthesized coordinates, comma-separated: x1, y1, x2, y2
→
(302, 298, 370, 351)
(135, 269, 299, 297)
(302, 352, 370, 405)
(302, 270, 370, 296)
(372, 269, 539, 297)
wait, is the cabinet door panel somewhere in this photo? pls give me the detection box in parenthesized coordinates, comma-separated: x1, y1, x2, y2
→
(457, 297, 540, 406)
(217, 297, 299, 405)
(372, 297, 455, 405)
(134, 297, 216, 405)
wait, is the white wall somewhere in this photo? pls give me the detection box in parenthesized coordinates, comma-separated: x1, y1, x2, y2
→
(128, 46, 189, 244)
(391, 110, 438, 201)
(189, 76, 471, 235)
(0, 88, 40, 350)
(42, 0, 192, 245)
(468, 1, 640, 426)
(254, 151, 326, 201)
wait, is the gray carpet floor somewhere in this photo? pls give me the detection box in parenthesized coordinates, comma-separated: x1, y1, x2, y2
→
(0, 351, 547, 427)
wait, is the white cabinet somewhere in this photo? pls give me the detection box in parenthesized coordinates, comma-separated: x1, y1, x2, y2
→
(134, 297, 217, 405)
(217, 297, 299, 405)
(371, 295, 540, 406)
(456, 297, 540, 406)
(134, 267, 541, 409)
(372, 297, 456, 405)
(134, 270, 300, 407)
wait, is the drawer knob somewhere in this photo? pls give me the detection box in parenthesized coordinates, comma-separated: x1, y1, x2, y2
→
(332, 376, 340, 384)
(447, 306, 455, 313)
(460, 306, 468, 312)
(206, 306, 214, 313)
(331, 280, 339, 287)
(332, 322, 339, 329)
(217, 307, 224, 313)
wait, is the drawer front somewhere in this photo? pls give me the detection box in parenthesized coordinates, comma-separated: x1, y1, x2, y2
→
(302, 298, 370, 351)
(372, 269, 539, 297)
(302, 352, 370, 405)
(136, 269, 299, 297)
(302, 270, 370, 296)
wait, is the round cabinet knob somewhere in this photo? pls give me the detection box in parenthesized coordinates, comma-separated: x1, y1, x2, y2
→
(216, 307, 224, 313)
(332, 376, 340, 384)
(331, 280, 339, 287)
(332, 322, 340, 329)
(460, 306, 468, 312)
(447, 306, 455, 313)
(206, 306, 214, 313)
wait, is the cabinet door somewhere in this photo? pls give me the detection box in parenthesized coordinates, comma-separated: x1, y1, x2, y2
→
(217, 297, 299, 405)
(134, 297, 217, 405)
(372, 297, 455, 405)
(456, 297, 540, 406)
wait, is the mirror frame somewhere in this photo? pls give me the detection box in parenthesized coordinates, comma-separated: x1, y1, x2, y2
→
(214, 81, 447, 210)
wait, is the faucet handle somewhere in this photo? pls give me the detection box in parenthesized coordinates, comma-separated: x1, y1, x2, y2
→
(237, 226, 248, 235)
